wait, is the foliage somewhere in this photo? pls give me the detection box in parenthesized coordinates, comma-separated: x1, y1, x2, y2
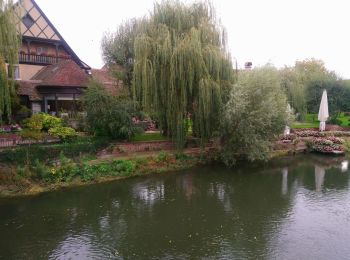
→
(82, 80, 143, 140)
(77, 159, 136, 181)
(42, 114, 62, 130)
(281, 59, 350, 119)
(307, 137, 344, 153)
(24, 113, 44, 130)
(220, 66, 288, 166)
(0, 136, 110, 165)
(102, 19, 144, 95)
(155, 151, 170, 162)
(329, 114, 342, 126)
(24, 113, 62, 131)
(132, 0, 235, 148)
(280, 66, 307, 120)
(19, 129, 45, 140)
(0, 0, 20, 123)
(294, 130, 350, 138)
(48, 126, 77, 141)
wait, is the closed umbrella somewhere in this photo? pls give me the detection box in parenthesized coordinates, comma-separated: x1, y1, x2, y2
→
(318, 90, 329, 131)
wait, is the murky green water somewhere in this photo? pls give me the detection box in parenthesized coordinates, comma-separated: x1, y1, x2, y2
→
(1, 155, 350, 259)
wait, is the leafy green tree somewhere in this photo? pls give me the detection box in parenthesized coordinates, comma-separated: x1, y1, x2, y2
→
(280, 67, 307, 120)
(281, 59, 341, 119)
(82, 80, 142, 140)
(221, 66, 288, 166)
(102, 19, 144, 96)
(133, 0, 235, 148)
(0, 0, 20, 123)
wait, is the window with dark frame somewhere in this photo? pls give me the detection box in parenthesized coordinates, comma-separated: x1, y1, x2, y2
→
(22, 14, 35, 29)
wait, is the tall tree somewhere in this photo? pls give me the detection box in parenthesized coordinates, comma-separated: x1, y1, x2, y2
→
(0, 0, 19, 123)
(133, 0, 234, 148)
(281, 59, 339, 119)
(102, 19, 144, 96)
(221, 66, 289, 166)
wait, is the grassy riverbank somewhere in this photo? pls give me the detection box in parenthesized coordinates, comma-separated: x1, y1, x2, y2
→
(0, 150, 210, 198)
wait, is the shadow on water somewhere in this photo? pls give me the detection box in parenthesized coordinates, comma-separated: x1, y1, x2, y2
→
(0, 154, 350, 259)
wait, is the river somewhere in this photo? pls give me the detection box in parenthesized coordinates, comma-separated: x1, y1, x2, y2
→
(1, 155, 350, 259)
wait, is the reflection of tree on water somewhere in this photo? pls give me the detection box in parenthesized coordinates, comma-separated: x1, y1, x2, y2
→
(1, 156, 350, 259)
(315, 165, 326, 192)
(282, 167, 288, 195)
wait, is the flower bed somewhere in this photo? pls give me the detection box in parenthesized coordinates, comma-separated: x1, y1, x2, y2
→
(280, 133, 296, 143)
(307, 136, 345, 154)
(0, 124, 22, 133)
(294, 130, 350, 138)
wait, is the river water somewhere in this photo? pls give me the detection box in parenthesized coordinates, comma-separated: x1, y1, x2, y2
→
(1, 155, 350, 259)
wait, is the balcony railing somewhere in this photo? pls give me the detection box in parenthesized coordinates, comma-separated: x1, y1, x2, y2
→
(19, 53, 70, 65)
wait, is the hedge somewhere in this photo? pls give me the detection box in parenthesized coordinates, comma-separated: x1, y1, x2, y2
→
(0, 137, 110, 165)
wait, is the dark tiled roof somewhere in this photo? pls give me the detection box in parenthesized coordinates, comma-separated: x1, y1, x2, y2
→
(18, 62, 126, 101)
(17, 80, 42, 101)
(32, 59, 90, 87)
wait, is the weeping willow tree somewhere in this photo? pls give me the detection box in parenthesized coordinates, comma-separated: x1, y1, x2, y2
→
(280, 67, 307, 120)
(0, 0, 20, 123)
(133, 0, 234, 148)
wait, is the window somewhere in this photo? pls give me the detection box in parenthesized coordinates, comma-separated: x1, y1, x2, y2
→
(32, 102, 42, 114)
(37, 47, 48, 55)
(22, 14, 35, 29)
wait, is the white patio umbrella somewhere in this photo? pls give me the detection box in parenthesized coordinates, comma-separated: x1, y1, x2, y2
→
(318, 90, 329, 131)
(284, 104, 293, 135)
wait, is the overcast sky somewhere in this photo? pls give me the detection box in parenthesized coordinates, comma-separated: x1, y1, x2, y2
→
(35, 0, 350, 78)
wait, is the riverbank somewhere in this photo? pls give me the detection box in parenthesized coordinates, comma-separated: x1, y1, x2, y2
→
(1, 130, 349, 198)
(0, 149, 214, 198)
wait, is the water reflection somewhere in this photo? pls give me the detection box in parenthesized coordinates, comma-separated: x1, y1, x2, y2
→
(341, 160, 348, 172)
(315, 165, 326, 192)
(281, 167, 288, 195)
(1, 155, 350, 259)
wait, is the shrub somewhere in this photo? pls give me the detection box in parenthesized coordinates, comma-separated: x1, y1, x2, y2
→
(82, 80, 143, 140)
(31, 159, 50, 181)
(24, 113, 44, 131)
(19, 129, 45, 140)
(24, 113, 62, 131)
(307, 136, 345, 153)
(155, 151, 170, 162)
(42, 114, 62, 131)
(78, 159, 136, 181)
(0, 136, 110, 165)
(48, 126, 77, 141)
(220, 66, 289, 166)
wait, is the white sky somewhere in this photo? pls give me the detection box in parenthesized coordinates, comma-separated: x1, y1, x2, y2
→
(35, 0, 350, 78)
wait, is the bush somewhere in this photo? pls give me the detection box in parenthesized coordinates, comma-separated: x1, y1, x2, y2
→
(155, 151, 170, 162)
(24, 113, 62, 131)
(24, 113, 44, 131)
(82, 80, 143, 140)
(78, 159, 136, 181)
(19, 129, 46, 141)
(42, 114, 62, 131)
(48, 126, 77, 141)
(221, 66, 289, 166)
(0, 136, 110, 165)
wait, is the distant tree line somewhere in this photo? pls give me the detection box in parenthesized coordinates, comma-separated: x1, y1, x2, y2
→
(281, 59, 350, 120)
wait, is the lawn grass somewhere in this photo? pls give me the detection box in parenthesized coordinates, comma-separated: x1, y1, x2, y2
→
(291, 122, 319, 129)
(131, 132, 169, 142)
(336, 113, 350, 127)
(292, 112, 350, 129)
